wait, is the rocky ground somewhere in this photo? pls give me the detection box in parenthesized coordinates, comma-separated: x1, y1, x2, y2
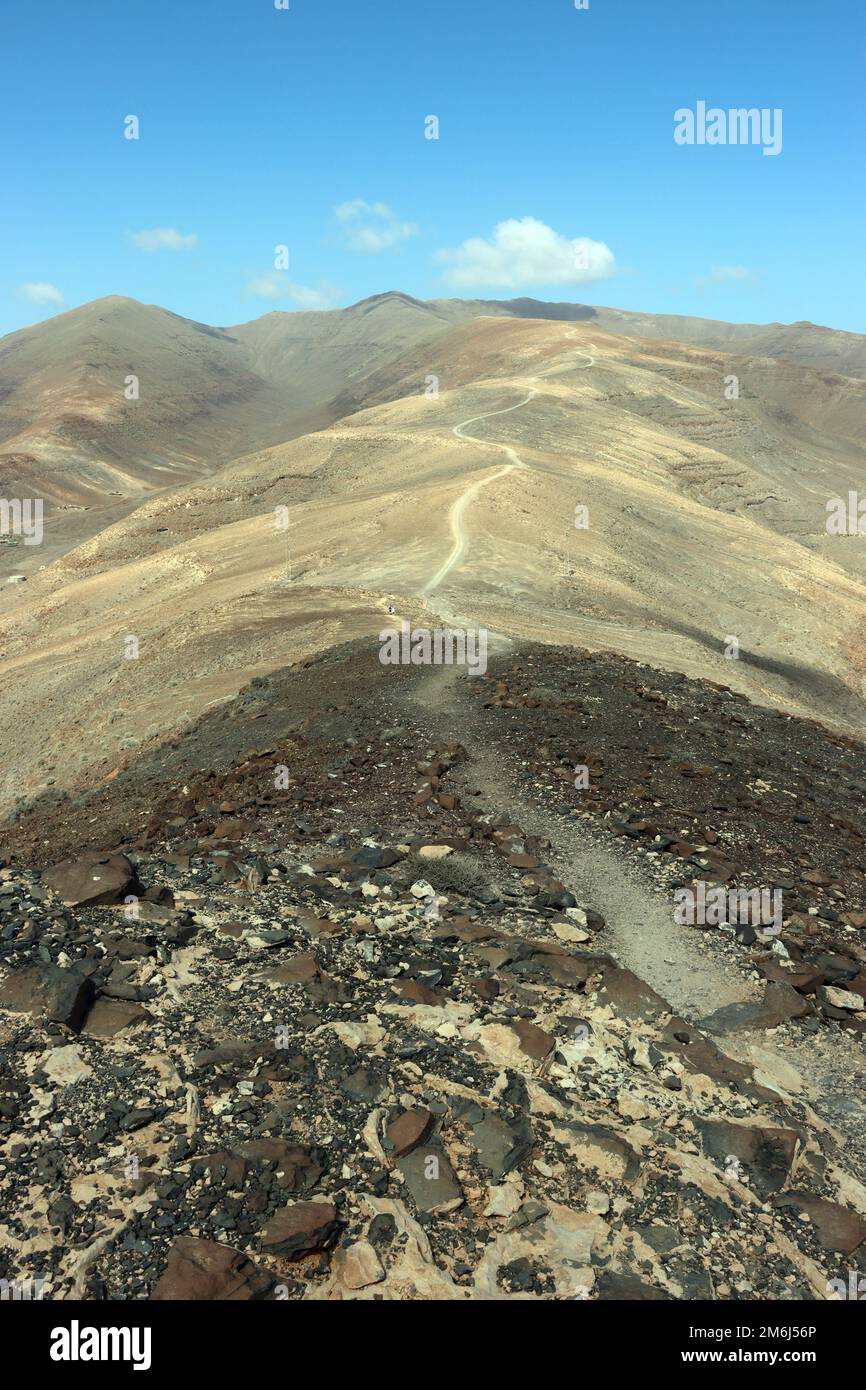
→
(1, 640, 865, 1301)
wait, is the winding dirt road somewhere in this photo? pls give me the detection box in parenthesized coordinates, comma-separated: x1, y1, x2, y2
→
(423, 336, 598, 598)
(421, 389, 537, 596)
(407, 347, 756, 1020)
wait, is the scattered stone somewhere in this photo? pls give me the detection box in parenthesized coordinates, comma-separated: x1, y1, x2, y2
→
(511, 1019, 554, 1062)
(42, 852, 139, 907)
(260, 1201, 340, 1260)
(700, 983, 812, 1035)
(40, 1045, 93, 1086)
(386, 1109, 434, 1158)
(396, 1139, 463, 1214)
(334, 1240, 385, 1289)
(469, 1112, 533, 1180)
(151, 1237, 276, 1300)
(820, 984, 864, 1011)
(82, 998, 149, 1037)
(772, 1194, 866, 1254)
(0, 963, 95, 1032)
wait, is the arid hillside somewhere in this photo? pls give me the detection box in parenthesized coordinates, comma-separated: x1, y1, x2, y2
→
(3, 292, 863, 581)
(461, 298, 866, 379)
(1, 312, 865, 819)
(0, 292, 475, 574)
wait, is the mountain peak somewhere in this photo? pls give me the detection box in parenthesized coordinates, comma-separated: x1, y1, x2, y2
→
(348, 291, 431, 312)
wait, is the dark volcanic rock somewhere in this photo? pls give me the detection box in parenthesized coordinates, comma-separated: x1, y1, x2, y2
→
(386, 1108, 435, 1158)
(511, 1019, 554, 1061)
(596, 964, 668, 1021)
(469, 1112, 533, 1179)
(81, 997, 149, 1037)
(198, 1141, 322, 1193)
(0, 962, 95, 1032)
(699, 982, 812, 1035)
(694, 1120, 799, 1198)
(396, 1138, 463, 1213)
(260, 1201, 340, 1259)
(595, 1271, 673, 1300)
(42, 852, 140, 907)
(772, 1193, 866, 1254)
(151, 1237, 276, 1300)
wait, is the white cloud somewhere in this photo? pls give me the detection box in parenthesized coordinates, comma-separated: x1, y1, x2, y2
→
(434, 217, 615, 290)
(694, 265, 757, 290)
(130, 228, 198, 252)
(16, 281, 64, 306)
(334, 199, 419, 253)
(244, 274, 343, 310)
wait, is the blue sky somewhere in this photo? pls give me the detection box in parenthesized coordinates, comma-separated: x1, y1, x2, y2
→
(2, 0, 864, 335)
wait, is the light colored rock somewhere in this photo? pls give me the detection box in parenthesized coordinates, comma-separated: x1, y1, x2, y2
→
(585, 1189, 611, 1215)
(410, 879, 435, 898)
(436, 1021, 459, 1039)
(729, 1043, 804, 1097)
(322, 1016, 386, 1050)
(552, 921, 590, 944)
(381, 1000, 473, 1034)
(335, 1240, 385, 1289)
(362, 1108, 388, 1164)
(484, 1183, 523, 1219)
(822, 985, 864, 1011)
(564, 907, 589, 926)
(71, 1171, 125, 1205)
(551, 1123, 635, 1181)
(616, 1091, 655, 1123)
(460, 1022, 533, 1072)
(472, 1201, 605, 1300)
(626, 1035, 654, 1072)
(40, 1046, 93, 1086)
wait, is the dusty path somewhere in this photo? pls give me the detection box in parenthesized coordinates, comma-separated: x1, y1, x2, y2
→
(421, 336, 596, 602)
(414, 656, 866, 1174)
(459, 741, 753, 1019)
(407, 367, 752, 1017)
(538, 333, 596, 376)
(421, 390, 537, 597)
(401, 660, 754, 1021)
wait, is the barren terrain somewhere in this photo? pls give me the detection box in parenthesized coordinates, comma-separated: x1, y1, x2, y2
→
(1, 304, 865, 819)
(1, 295, 865, 1302)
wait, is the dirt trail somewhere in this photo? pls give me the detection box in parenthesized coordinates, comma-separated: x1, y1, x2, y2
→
(406, 372, 754, 1018)
(401, 662, 754, 1021)
(421, 390, 537, 597)
(537, 333, 596, 376)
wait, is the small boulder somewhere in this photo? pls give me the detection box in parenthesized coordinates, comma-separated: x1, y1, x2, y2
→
(151, 1237, 275, 1300)
(260, 1201, 340, 1260)
(43, 851, 139, 907)
(0, 962, 95, 1032)
(386, 1108, 434, 1158)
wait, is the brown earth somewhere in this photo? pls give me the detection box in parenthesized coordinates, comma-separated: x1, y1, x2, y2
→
(1, 640, 865, 1301)
(1, 308, 865, 820)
